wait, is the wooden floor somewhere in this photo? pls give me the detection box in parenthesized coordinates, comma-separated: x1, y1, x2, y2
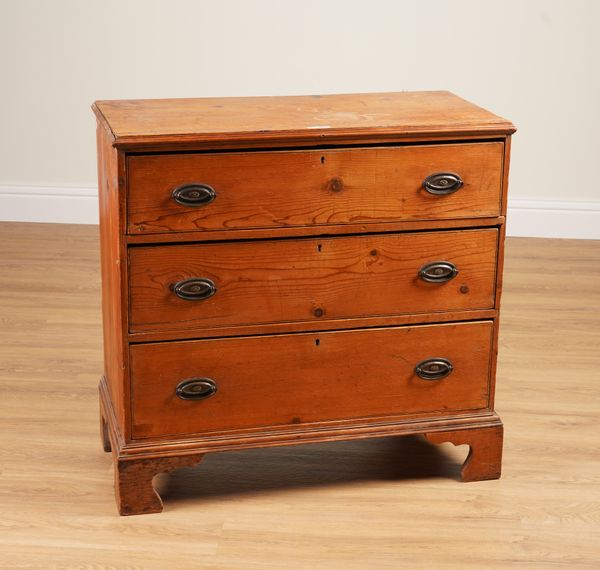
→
(0, 222, 599, 569)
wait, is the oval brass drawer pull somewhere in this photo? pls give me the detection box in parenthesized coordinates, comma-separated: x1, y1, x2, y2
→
(415, 358, 453, 381)
(418, 261, 458, 283)
(176, 378, 218, 400)
(423, 172, 463, 195)
(172, 183, 216, 206)
(172, 277, 217, 301)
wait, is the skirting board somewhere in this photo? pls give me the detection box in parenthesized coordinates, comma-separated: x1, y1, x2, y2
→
(0, 185, 99, 225)
(0, 185, 599, 239)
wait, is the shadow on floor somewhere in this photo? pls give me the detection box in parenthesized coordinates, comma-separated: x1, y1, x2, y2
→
(159, 435, 467, 503)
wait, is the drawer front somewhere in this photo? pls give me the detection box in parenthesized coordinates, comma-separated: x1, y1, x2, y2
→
(127, 142, 503, 234)
(129, 228, 497, 333)
(131, 321, 493, 439)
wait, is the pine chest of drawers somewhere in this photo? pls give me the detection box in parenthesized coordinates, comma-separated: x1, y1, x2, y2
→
(93, 91, 515, 515)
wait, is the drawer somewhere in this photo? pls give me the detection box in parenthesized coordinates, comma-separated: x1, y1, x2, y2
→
(128, 228, 498, 333)
(131, 321, 493, 439)
(127, 142, 503, 234)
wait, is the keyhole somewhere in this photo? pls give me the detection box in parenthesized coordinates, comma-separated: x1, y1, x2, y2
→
(320, 156, 325, 164)
(315, 338, 320, 346)
(317, 243, 322, 252)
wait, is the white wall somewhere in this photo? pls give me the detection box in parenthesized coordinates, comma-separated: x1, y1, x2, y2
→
(1, 0, 599, 237)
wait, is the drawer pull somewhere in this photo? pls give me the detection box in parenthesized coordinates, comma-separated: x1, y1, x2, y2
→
(172, 277, 217, 301)
(172, 183, 216, 206)
(418, 261, 458, 283)
(415, 358, 453, 381)
(176, 378, 218, 400)
(423, 172, 463, 195)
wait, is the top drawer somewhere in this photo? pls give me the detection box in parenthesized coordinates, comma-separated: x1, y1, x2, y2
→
(126, 142, 503, 234)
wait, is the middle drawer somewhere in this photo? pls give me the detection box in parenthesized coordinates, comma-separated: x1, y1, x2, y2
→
(129, 228, 498, 333)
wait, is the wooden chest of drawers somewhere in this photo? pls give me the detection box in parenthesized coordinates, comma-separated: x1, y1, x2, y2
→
(93, 91, 515, 515)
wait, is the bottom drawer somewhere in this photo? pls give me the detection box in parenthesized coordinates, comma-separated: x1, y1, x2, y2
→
(131, 321, 493, 439)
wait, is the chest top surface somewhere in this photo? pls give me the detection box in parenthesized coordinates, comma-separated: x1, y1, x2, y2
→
(92, 91, 515, 148)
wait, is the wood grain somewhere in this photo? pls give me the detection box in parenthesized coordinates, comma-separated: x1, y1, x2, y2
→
(126, 308, 499, 344)
(115, 454, 204, 516)
(124, 215, 505, 245)
(130, 321, 494, 439)
(96, 123, 129, 437)
(1, 222, 598, 567)
(127, 142, 504, 234)
(128, 228, 498, 333)
(92, 91, 515, 150)
(425, 425, 503, 481)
